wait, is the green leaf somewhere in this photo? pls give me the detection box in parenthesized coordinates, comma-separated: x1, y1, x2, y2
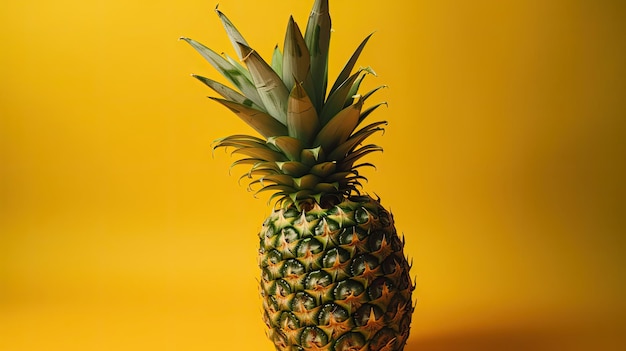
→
(282, 16, 311, 93)
(304, 0, 331, 111)
(255, 184, 297, 197)
(300, 146, 325, 166)
(209, 97, 287, 138)
(232, 146, 287, 162)
(238, 43, 290, 125)
(275, 161, 309, 177)
(271, 45, 283, 77)
(341, 144, 383, 169)
(309, 161, 337, 178)
(193, 75, 264, 111)
(181, 37, 263, 107)
(328, 122, 386, 161)
(319, 71, 361, 125)
(267, 136, 303, 162)
(358, 102, 388, 124)
(329, 33, 373, 96)
(287, 83, 320, 147)
(293, 174, 321, 189)
(313, 99, 363, 152)
(215, 6, 249, 60)
(260, 174, 295, 188)
(223, 52, 253, 82)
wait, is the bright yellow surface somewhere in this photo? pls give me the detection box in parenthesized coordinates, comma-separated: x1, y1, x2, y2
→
(2, 0, 625, 350)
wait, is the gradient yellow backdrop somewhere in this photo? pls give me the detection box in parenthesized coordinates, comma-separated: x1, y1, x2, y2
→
(1, 0, 625, 350)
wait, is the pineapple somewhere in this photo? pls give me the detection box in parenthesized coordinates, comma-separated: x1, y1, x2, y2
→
(181, 0, 414, 350)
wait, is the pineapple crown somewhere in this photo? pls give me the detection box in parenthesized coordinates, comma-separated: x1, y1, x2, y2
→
(182, 0, 388, 210)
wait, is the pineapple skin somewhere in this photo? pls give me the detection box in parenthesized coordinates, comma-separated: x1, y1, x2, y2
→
(259, 195, 413, 351)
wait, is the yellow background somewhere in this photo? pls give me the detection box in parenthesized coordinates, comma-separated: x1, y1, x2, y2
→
(2, 0, 625, 350)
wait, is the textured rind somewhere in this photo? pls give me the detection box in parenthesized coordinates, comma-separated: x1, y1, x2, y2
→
(259, 195, 414, 351)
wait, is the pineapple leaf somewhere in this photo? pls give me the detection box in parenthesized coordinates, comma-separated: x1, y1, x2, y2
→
(266, 136, 303, 162)
(232, 146, 288, 162)
(328, 123, 386, 161)
(293, 174, 321, 189)
(223, 53, 253, 82)
(238, 42, 290, 125)
(287, 83, 320, 147)
(319, 71, 361, 125)
(300, 146, 325, 166)
(313, 98, 363, 152)
(304, 0, 331, 111)
(341, 144, 383, 168)
(309, 161, 337, 178)
(215, 6, 249, 60)
(193, 75, 265, 111)
(282, 17, 311, 94)
(271, 45, 283, 77)
(329, 33, 374, 96)
(181, 37, 263, 107)
(358, 102, 388, 124)
(254, 184, 297, 197)
(260, 174, 296, 188)
(361, 84, 388, 102)
(275, 161, 309, 177)
(209, 97, 287, 138)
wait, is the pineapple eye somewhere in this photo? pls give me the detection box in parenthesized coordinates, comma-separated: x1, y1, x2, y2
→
(300, 326, 329, 348)
(368, 277, 395, 300)
(354, 207, 372, 224)
(275, 279, 292, 297)
(337, 228, 367, 245)
(350, 253, 380, 276)
(291, 292, 316, 312)
(354, 304, 383, 327)
(267, 249, 283, 265)
(296, 237, 323, 257)
(334, 279, 365, 300)
(281, 259, 305, 277)
(281, 227, 299, 243)
(278, 311, 300, 330)
(305, 270, 333, 290)
(317, 303, 349, 325)
(334, 332, 366, 351)
(322, 247, 350, 268)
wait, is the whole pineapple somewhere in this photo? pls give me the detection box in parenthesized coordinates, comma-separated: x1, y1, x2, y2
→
(182, 1, 414, 350)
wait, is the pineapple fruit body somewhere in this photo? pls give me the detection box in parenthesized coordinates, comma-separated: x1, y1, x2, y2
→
(260, 196, 413, 351)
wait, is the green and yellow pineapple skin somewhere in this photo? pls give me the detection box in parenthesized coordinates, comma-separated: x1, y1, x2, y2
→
(259, 196, 413, 351)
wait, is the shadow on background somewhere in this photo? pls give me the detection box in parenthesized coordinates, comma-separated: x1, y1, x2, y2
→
(403, 323, 603, 351)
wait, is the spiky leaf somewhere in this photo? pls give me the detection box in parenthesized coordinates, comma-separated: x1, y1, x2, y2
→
(238, 43, 290, 125)
(287, 83, 320, 147)
(180, 37, 263, 108)
(304, 0, 331, 111)
(209, 97, 287, 138)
